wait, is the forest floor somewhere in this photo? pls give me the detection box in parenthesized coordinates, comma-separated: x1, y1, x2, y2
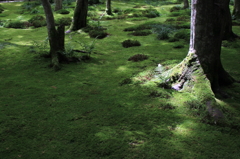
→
(1, 0, 240, 158)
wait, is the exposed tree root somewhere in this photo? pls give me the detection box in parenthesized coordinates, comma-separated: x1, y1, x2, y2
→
(154, 51, 232, 124)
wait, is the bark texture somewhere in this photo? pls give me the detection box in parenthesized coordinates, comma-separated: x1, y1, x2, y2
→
(41, 0, 60, 70)
(54, 0, 62, 11)
(222, 0, 238, 40)
(233, 0, 240, 19)
(188, 0, 234, 91)
(158, 0, 235, 93)
(106, 0, 112, 15)
(69, 0, 88, 31)
(183, 0, 189, 9)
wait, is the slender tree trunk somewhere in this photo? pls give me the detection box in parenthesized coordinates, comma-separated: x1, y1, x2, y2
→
(68, 0, 88, 31)
(183, 0, 189, 9)
(233, 0, 240, 20)
(54, 0, 62, 11)
(106, 0, 112, 15)
(222, 0, 238, 40)
(41, 0, 60, 70)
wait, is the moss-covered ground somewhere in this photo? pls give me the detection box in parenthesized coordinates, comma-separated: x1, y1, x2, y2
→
(0, 0, 240, 158)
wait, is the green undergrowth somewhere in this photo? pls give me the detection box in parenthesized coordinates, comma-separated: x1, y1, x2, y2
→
(0, 1, 240, 158)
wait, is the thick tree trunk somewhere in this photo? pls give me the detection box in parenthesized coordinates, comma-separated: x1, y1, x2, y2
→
(156, 0, 235, 124)
(54, 0, 62, 11)
(68, 0, 88, 31)
(106, 0, 112, 15)
(233, 0, 240, 20)
(183, 0, 189, 9)
(41, 0, 60, 70)
(158, 0, 235, 93)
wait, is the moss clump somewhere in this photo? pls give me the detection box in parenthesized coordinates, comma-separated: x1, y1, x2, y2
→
(122, 39, 141, 48)
(128, 30, 152, 36)
(89, 30, 108, 39)
(55, 17, 71, 26)
(56, 9, 70, 14)
(3, 20, 25, 29)
(128, 54, 148, 62)
(142, 8, 160, 18)
(170, 6, 182, 12)
(174, 29, 190, 42)
(28, 15, 46, 28)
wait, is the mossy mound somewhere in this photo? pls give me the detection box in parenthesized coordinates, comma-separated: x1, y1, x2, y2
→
(28, 15, 46, 28)
(128, 54, 148, 62)
(56, 9, 70, 14)
(122, 39, 141, 48)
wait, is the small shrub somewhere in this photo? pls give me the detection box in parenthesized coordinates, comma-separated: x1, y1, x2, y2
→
(152, 24, 175, 40)
(170, 6, 181, 12)
(128, 54, 148, 62)
(4, 20, 25, 29)
(56, 9, 70, 14)
(89, 30, 108, 39)
(142, 8, 160, 18)
(122, 39, 141, 48)
(28, 15, 46, 27)
(128, 30, 152, 36)
(133, 5, 143, 8)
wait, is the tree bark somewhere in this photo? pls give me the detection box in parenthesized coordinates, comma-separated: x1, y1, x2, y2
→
(106, 0, 112, 15)
(158, 0, 235, 93)
(54, 0, 62, 11)
(222, 0, 238, 40)
(41, 0, 61, 70)
(233, 0, 240, 20)
(68, 0, 88, 31)
(183, 0, 189, 9)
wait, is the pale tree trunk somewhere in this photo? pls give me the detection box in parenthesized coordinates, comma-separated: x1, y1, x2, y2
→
(54, 0, 62, 11)
(106, 0, 112, 15)
(156, 0, 235, 123)
(68, 0, 88, 31)
(183, 0, 189, 9)
(158, 0, 235, 95)
(41, 0, 60, 70)
(233, 0, 240, 20)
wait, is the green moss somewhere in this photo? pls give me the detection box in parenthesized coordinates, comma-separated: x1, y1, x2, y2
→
(0, 1, 240, 159)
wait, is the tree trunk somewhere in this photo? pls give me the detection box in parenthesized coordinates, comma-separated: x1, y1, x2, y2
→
(183, 0, 189, 9)
(233, 0, 240, 20)
(155, 0, 235, 124)
(68, 0, 88, 31)
(41, 0, 60, 70)
(158, 0, 235, 93)
(54, 0, 62, 11)
(222, 0, 238, 40)
(106, 0, 112, 15)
